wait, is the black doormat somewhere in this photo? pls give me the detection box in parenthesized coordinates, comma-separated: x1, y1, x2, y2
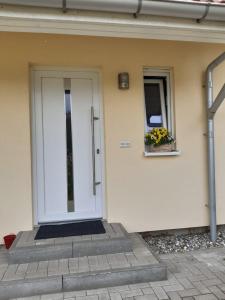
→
(35, 220, 106, 240)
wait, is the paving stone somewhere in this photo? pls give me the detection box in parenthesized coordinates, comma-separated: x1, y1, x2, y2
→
(191, 281, 210, 294)
(86, 288, 109, 295)
(194, 294, 217, 300)
(178, 289, 200, 298)
(16, 264, 29, 275)
(27, 262, 38, 274)
(201, 278, 223, 286)
(214, 271, 225, 283)
(58, 259, 69, 275)
(120, 289, 143, 298)
(177, 278, 194, 289)
(150, 281, 171, 288)
(108, 286, 130, 292)
(152, 287, 169, 299)
(163, 284, 184, 292)
(15, 297, 41, 300)
(98, 293, 110, 300)
(219, 283, 225, 292)
(186, 275, 207, 282)
(41, 293, 64, 300)
(166, 291, 182, 300)
(76, 296, 98, 300)
(141, 288, 155, 295)
(129, 283, 150, 289)
(109, 292, 123, 300)
(208, 285, 225, 299)
(13, 244, 225, 300)
(134, 296, 158, 300)
(63, 291, 86, 298)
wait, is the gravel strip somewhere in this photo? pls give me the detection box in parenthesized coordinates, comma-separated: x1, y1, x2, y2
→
(143, 229, 225, 254)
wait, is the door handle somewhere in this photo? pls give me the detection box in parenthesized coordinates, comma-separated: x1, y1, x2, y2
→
(91, 106, 101, 195)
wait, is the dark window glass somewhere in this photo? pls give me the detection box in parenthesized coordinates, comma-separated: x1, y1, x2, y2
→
(65, 89, 74, 212)
(144, 83, 162, 128)
(144, 77, 168, 129)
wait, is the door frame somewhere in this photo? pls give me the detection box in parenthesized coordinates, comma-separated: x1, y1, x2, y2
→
(30, 66, 106, 225)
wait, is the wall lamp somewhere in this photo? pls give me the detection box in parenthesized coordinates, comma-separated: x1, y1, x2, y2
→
(118, 72, 129, 90)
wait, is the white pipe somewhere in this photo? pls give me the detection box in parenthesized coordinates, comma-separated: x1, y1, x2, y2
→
(1, 0, 225, 22)
(206, 52, 225, 242)
(209, 84, 225, 118)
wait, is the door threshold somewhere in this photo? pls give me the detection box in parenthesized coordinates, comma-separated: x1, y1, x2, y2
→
(36, 218, 104, 227)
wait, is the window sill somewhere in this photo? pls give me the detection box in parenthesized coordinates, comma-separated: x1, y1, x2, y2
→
(144, 150, 181, 157)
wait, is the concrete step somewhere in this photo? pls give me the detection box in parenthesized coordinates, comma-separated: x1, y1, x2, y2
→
(8, 223, 132, 264)
(0, 234, 166, 300)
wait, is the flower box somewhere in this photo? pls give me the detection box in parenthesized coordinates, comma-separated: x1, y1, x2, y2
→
(146, 143, 174, 153)
(145, 127, 175, 153)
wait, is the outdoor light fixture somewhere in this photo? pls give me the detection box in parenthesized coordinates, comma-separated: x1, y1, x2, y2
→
(118, 72, 129, 90)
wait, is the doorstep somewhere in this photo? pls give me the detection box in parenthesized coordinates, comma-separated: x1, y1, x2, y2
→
(0, 234, 167, 300)
(8, 222, 132, 264)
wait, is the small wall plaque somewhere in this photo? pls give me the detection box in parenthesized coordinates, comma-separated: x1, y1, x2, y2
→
(120, 141, 131, 148)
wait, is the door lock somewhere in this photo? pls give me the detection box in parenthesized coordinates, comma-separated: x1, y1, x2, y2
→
(96, 149, 100, 154)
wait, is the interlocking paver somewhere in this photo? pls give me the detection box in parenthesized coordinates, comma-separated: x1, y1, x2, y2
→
(177, 278, 194, 289)
(1, 233, 159, 290)
(120, 289, 143, 298)
(201, 277, 223, 286)
(41, 293, 63, 300)
(166, 291, 182, 300)
(129, 283, 150, 289)
(110, 292, 123, 300)
(76, 296, 98, 300)
(152, 287, 168, 299)
(141, 287, 155, 295)
(194, 294, 217, 300)
(7, 238, 225, 300)
(163, 283, 184, 292)
(178, 288, 200, 298)
(208, 285, 225, 299)
(134, 296, 158, 300)
(191, 281, 210, 294)
(15, 297, 41, 300)
(99, 294, 110, 300)
(108, 286, 130, 292)
(87, 288, 109, 295)
(63, 291, 86, 298)
(186, 275, 207, 282)
(219, 283, 225, 292)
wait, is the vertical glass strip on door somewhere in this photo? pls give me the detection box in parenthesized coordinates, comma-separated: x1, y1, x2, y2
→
(64, 79, 75, 212)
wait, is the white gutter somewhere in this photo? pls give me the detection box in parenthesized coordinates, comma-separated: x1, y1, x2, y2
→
(1, 7, 225, 44)
(1, 0, 225, 22)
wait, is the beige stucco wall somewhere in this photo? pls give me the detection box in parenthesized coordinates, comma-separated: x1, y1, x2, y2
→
(1, 32, 225, 242)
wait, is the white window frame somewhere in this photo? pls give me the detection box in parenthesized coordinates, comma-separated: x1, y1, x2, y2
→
(143, 68, 174, 136)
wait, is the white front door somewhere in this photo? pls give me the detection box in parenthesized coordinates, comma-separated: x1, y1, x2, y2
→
(32, 69, 103, 223)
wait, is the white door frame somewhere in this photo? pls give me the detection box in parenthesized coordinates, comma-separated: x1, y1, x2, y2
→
(30, 67, 106, 225)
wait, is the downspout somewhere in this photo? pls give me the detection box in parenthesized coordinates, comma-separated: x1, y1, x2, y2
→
(206, 52, 225, 242)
